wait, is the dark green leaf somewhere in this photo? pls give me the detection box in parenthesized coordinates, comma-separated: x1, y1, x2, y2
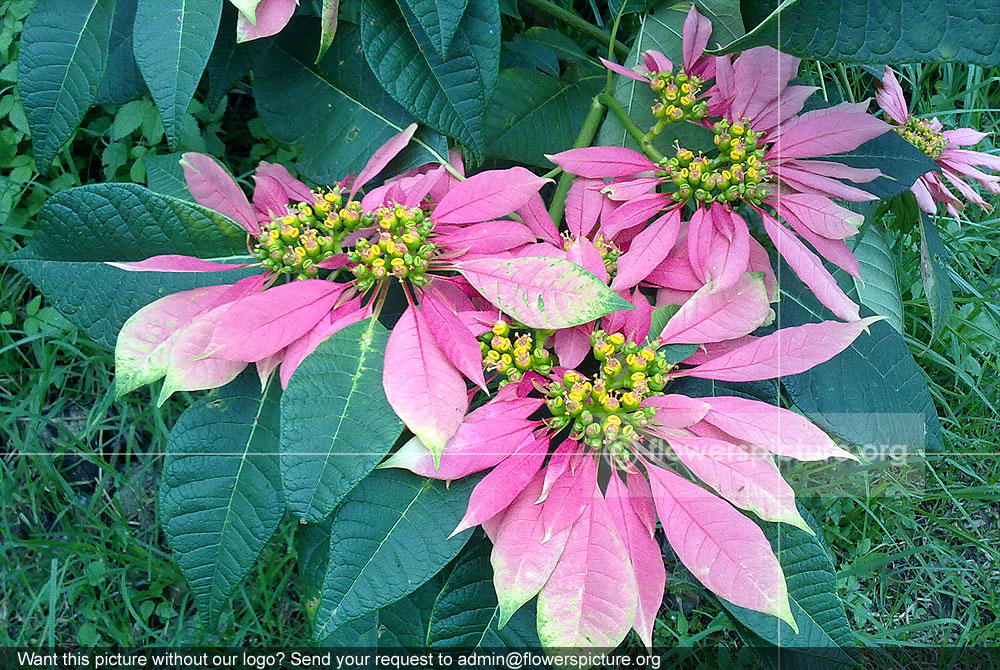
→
(361, 0, 499, 156)
(722, 505, 855, 669)
(825, 130, 939, 199)
(607, 0, 659, 19)
(144, 152, 193, 200)
(133, 0, 222, 148)
(280, 317, 401, 522)
(915, 205, 954, 341)
(521, 27, 588, 63)
(22, 183, 246, 261)
(850, 224, 903, 334)
(377, 572, 450, 647)
(205, 3, 266, 109)
(777, 266, 943, 452)
(500, 42, 560, 76)
(7, 183, 251, 347)
(253, 21, 447, 184)
(485, 68, 604, 167)
(426, 537, 541, 648)
(160, 373, 284, 627)
(712, 0, 1000, 66)
(18, 0, 115, 169)
(398, 0, 470, 60)
(693, 0, 744, 45)
(668, 376, 779, 405)
(95, 0, 146, 105)
(313, 469, 478, 639)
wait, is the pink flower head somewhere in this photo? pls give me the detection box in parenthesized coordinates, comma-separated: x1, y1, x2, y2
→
(112, 124, 564, 418)
(553, 39, 895, 323)
(383, 302, 880, 649)
(876, 66, 1000, 217)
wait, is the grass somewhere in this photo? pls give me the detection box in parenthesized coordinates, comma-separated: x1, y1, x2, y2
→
(2, 27, 999, 655)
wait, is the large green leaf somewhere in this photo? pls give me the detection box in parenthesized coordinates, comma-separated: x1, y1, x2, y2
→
(143, 152, 193, 201)
(20, 183, 246, 260)
(714, 0, 1000, 66)
(7, 183, 252, 347)
(692, 0, 744, 45)
(825, 131, 939, 200)
(253, 21, 447, 184)
(160, 373, 284, 627)
(850, 224, 904, 334)
(916, 207, 955, 341)
(425, 537, 540, 648)
(399, 0, 470, 60)
(313, 469, 478, 639)
(133, 0, 222, 148)
(95, 0, 145, 105)
(280, 317, 401, 522)
(18, 0, 115, 169)
(204, 3, 266, 109)
(360, 0, 500, 156)
(485, 67, 604, 167)
(777, 267, 943, 452)
(722, 506, 856, 669)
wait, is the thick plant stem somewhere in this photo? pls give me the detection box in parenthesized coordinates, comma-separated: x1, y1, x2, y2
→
(521, 0, 629, 59)
(598, 93, 666, 163)
(547, 96, 607, 223)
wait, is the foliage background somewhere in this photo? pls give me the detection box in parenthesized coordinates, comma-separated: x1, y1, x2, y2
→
(1, 0, 998, 655)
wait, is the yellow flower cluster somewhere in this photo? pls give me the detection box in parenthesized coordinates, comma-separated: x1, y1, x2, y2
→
(478, 321, 553, 385)
(347, 202, 435, 291)
(252, 187, 362, 280)
(898, 117, 946, 159)
(545, 331, 669, 460)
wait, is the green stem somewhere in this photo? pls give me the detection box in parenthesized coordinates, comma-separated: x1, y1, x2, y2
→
(521, 0, 629, 59)
(547, 96, 607, 223)
(836, 63, 856, 104)
(598, 93, 665, 162)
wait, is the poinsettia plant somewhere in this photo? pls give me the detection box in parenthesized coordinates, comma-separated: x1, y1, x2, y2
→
(11, 0, 998, 657)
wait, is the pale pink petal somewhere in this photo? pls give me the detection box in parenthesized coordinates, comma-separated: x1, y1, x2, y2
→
(682, 335, 759, 365)
(451, 435, 548, 536)
(565, 177, 604, 238)
(601, 177, 660, 201)
(278, 297, 370, 389)
(614, 289, 653, 343)
(645, 462, 795, 628)
(115, 285, 233, 396)
(783, 159, 882, 184)
(599, 57, 647, 82)
(382, 304, 469, 459)
(776, 163, 879, 202)
(751, 86, 818, 136)
(108, 255, 252, 273)
(943, 128, 989, 147)
(770, 113, 890, 159)
(731, 47, 800, 123)
(747, 237, 778, 301)
(421, 293, 488, 391)
(665, 434, 811, 530)
(180, 153, 256, 233)
(782, 214, 860, 277)
(432, 167, 550, 225)
(537, 481, 638, 649)
(546, 147, 657, 178)
(603, 193, 667, 238)
(236, 0, 297, 42)
(540, 454, 597, 542)
(702, 395, 857, 461)
(491, 473, 572, 625)
(645, 257, 703, 291)
(553, 324, 592, 369)
(605, 471, 664, 649)
(681, 6, 712, 73)
(641, 394, 710, 429)
(770, 193, 863, 240)
(436, 220, 535, 255)
(207, 280, 346, 362)
(612, 208, 681, 291)
(761, 211, 860, 321)
(252, 174, 291, 219)
(255, 348, 284, 389)
(657, 273, 771, 344)
(349, 123, 418, 200)
(380, 397, 542, 479)
(566, 236, 608, 283)
(643, 50, 672, 74)
(516, 192, 561, 245)
(255, 161, 313, 202)
(538, 439, 579, 503)
(875, 66, 910, 125)
(158, 307, 248, 403)
(680, 316, 884, 381)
